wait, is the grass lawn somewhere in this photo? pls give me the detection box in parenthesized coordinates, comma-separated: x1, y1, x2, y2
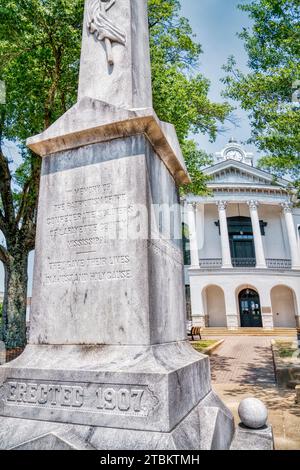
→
(275, 340, 299, 358)
(191, 340, 219, 354)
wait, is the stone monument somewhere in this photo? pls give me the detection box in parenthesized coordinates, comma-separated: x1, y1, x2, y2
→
(0, 0, 234, 450)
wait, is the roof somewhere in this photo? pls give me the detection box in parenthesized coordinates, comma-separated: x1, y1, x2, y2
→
(203, 159, 291, 190)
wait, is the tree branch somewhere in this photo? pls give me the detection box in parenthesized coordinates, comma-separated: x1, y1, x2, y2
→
(0, 209, 6, 234)
(19, 152, 41, 251)
(0, 243, 8, 265)
(0, 148, 16, 229)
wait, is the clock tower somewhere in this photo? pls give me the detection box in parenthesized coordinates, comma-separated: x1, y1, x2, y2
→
(215, 138, 254, 166)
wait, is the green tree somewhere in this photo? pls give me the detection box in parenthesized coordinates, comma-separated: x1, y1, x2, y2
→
(222, 0, 300, 185)
(0, 0, 231, 348)
(0, 0, 84, 348)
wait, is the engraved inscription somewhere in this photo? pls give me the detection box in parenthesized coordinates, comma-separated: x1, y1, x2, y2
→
(6, 382, 84, 408)
(41, 173, 135, 285)
(4, 381, 159, 418)
(45, 254, 132, 285)
(148, 238, 183, 266)
(96, 388, 144, 413)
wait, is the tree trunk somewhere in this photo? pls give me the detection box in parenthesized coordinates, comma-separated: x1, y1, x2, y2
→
(2, 251, 28, 349)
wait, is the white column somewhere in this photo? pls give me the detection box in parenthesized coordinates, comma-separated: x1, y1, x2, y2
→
(224, 288, 239, 330)
(190, 277, 206, 327)
(259, 288, 274, 330)
(248, 201, 267, 269)
(217, 201, 232, 269)
(187, 202, 199, 268)
(282, 202, 300, 270)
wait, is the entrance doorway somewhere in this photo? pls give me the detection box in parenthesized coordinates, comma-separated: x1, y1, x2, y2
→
(239, 289, 263, 327)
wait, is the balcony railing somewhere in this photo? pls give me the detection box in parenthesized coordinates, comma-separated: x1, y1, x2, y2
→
(198, 258, 292, 270)
(266, 259, 292, 270)
(199, 258, 222, 269)
(232, 258, 256, 267)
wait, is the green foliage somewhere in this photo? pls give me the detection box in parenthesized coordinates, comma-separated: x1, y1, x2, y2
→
(149, 0, 231, 193)
(222, 0, 300, 184)
(0, 0, 231, 198)
(180, 140, 213, 195)
(191, 340, 218, 354)
(0, 0, 84, 222)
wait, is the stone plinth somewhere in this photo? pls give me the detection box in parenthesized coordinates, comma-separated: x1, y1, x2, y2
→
(0, 128, 234, 449)
(231, 425, 274, 451)
(0, 0, 236, 450)
(27, 134, 187, 346)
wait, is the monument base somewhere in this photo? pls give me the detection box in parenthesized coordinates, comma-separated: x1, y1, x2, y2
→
(0, 342, 234, 449)
(0, 392, 234, 450)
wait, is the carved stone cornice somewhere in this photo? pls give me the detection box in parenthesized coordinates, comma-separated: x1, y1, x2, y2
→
(281, 202, 293, 214)
(26, 99, 191, 186)
(216, 201, 227, 211)
(187, 202, 198, 212)
(248, 200, 259, 211)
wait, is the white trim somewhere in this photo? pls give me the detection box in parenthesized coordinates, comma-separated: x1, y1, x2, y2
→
(203, 159, 291, 188)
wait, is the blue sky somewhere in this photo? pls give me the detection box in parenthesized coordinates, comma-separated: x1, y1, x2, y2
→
(180, 0, 255, 155)
(0, 0, 255, 294)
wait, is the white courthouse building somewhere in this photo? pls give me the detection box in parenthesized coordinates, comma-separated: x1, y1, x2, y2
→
(183, 139, 300, 330)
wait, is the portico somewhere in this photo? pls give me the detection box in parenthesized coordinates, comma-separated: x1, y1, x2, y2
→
(188, 199, 299, 273)
(184, 141, 300, 330)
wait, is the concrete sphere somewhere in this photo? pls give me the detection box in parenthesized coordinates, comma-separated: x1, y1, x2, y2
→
(238, 398, 268, 429)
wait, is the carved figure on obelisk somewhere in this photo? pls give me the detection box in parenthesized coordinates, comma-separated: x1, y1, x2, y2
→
(87, 0, 126, 66)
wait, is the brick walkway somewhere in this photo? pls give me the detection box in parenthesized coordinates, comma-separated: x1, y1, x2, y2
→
(207, 336, 300, 450)
(209, 337, 275, 385)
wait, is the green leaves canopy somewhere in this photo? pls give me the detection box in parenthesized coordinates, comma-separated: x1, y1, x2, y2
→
(0, 0, 231, 197)
(223, 0, 300, 185)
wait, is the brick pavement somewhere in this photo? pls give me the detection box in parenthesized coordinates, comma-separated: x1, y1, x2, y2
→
(206, 336, 300, 450)
(209, 336, 275, 384)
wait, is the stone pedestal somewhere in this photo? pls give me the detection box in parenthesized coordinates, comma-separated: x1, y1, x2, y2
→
(231, 425, 274, 451)
(0, 343, 234, 450)
(0, 0, 235, 450)
(0, 106, 234, 450)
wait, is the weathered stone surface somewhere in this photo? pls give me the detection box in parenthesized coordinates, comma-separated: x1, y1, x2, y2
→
(230, 424, 274, 451)
(26, 99, 190, 185)
(0, 391, 234, 450)
(238, 398, 268, 430)
(26, 136, 186, 346)
(0, 0, 239, 451)
(78, 0, 152, 109)
(0, 342, 212, 433)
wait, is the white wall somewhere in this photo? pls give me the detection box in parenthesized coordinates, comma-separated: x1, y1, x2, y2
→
(204, 285, 227, 327)
(271, 286, 297, 328)
(190, 271, 300, 328)
(259, 205, 289, 260)
(198, 205, 221, 259)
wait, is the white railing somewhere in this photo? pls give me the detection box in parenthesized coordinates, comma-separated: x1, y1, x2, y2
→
(266, 259, 292, 270)
(199, 259, 222, 269)
(198, 258, 292, 270)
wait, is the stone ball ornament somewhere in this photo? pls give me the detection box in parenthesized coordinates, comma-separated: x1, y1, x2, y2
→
(238, 398, 268, 429)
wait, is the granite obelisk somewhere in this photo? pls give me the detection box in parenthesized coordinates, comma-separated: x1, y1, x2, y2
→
(0, 0, 234, 450)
